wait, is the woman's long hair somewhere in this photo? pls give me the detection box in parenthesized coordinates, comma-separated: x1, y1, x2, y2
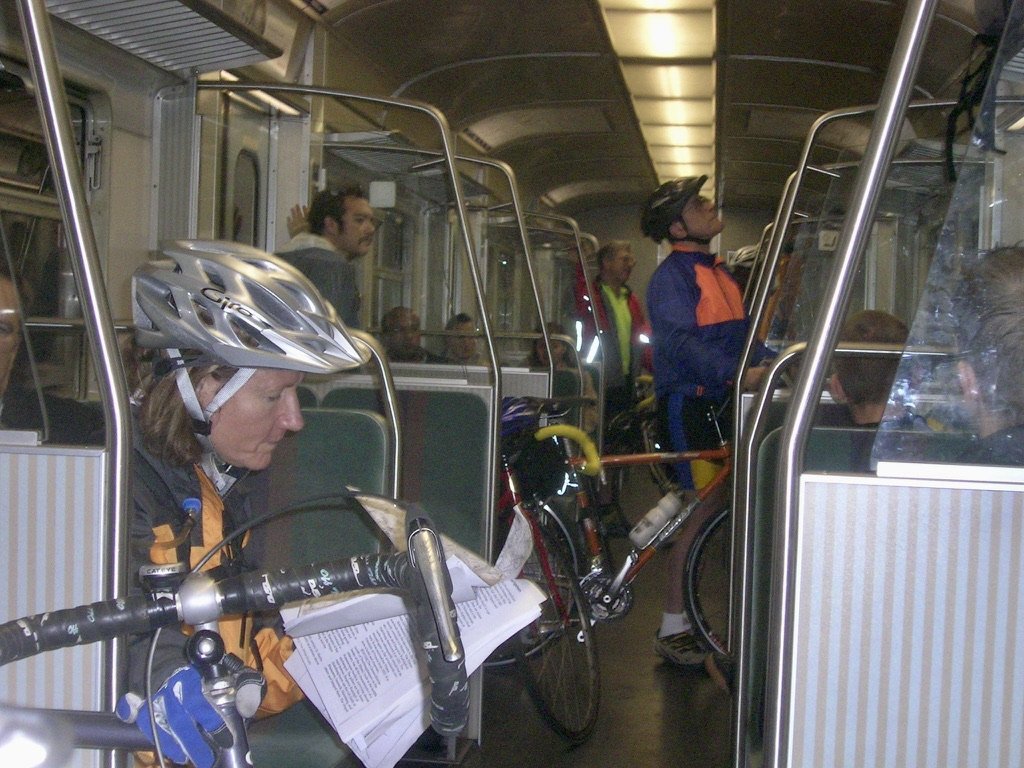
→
(136, 362, 237, 466)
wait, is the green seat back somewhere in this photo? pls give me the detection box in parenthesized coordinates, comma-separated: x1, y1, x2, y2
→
(396, 390, 489, 552)
(296, 385, 318, 408)
(321, 386, 491, 553)
(252, 408, 393, 768)
(322, 386, 382, 412)
(266, 407, 392, 564)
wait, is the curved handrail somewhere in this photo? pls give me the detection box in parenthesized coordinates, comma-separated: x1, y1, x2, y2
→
(760, 1, 938, 765)
(350, 331, 402, 498)
(16, 0, 134, 746)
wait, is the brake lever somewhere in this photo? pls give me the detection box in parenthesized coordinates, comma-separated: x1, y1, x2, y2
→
(407, 518, 463, 663)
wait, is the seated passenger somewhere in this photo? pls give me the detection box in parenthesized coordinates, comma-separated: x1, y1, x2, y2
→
(954, 246, 1024, 465)
(827, 309, 912, 471)
(0, 268, 103, 445)
(380, 306, 443, 363)
(443, 312, 483, 365)
(829, 309, 908, 428)
(119, 241, 368, 767)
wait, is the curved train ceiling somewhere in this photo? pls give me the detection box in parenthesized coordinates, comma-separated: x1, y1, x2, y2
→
(42, 0, 988, 220)
(309, 0, 984, 219)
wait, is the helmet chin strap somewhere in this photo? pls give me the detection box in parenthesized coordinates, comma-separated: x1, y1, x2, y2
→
(199, 452, 249, 495)
(168, 349, 257, 493)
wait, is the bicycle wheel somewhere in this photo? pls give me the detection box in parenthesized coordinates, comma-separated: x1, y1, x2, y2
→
(684, 505, 731, 657)
(515, 514, 600, 743)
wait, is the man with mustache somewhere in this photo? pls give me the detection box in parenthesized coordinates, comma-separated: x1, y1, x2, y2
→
(277, 186, 377, 329)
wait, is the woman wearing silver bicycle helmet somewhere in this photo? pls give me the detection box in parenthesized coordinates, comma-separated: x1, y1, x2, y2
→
(119, 241, 368, 768)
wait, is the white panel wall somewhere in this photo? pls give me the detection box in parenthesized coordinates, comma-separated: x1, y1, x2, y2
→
(788, 476, 1024, 768)
(1, 446, 109, 768)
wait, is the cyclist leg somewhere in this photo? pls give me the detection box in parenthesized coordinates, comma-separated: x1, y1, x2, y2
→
(654, 393, 727, 668)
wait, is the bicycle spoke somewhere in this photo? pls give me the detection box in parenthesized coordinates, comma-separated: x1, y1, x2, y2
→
(515, 518, 600, 743)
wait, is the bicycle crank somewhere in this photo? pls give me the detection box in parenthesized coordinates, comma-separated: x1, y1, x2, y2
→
(580, 572, 633, 621)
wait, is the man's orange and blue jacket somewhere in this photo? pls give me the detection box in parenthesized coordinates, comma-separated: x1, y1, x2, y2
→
(646, 246, 770, 401)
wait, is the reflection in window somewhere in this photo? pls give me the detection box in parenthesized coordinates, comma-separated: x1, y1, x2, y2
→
(230, 150, 260, 245)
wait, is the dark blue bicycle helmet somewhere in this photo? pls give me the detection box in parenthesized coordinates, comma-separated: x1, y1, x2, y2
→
(500, 397, 540, 439)
(640, 175, 708, 243)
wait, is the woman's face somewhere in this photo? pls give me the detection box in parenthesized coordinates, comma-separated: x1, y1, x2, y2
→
(198, 368, 305, 470)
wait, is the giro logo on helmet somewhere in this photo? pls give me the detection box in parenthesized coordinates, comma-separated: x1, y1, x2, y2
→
(201, 287, 254, 318)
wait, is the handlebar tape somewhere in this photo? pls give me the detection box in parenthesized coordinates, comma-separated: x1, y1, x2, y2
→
(0, 555, 408, 666)
(0, 551, 469, 735)
(213, 553, 410, 615)
(534, 423, 603, 475)
(0, 596, 178, 666)
(407, 520, 469, 735)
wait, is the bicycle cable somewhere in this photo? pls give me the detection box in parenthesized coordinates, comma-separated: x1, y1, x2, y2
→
(141, 488, 368, 768)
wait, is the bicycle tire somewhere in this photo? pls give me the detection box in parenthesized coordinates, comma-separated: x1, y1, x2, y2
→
(684, 504, 731, 658)
(515, 514, 600, 744)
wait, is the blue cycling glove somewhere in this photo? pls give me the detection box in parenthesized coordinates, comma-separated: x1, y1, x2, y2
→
(115, 666, 229, 768)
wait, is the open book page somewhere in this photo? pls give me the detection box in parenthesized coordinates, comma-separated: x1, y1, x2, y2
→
(280, 502, 534, 637)
(284, 577, 545, 768)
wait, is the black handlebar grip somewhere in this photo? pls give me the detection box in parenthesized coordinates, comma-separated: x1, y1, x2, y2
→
(406, 518, 469, 736)
(0, 596, 177, 666)
(213, 553, 409, 616)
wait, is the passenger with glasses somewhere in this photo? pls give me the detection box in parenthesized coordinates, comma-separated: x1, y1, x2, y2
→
(0, 266, 103, 444)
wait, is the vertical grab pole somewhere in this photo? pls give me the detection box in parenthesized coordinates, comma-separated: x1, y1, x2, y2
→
(15, 2, 133, 767)
(762, 1, 938, 767)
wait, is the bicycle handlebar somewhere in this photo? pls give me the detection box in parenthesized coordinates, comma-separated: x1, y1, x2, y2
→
(534, 421, 732, 476)
(534, 423, 603, 475)
(0, 518, 469, 736)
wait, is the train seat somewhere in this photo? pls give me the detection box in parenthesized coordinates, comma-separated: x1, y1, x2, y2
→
(250, 407, 394, 768)
(320, 384, 491, 554)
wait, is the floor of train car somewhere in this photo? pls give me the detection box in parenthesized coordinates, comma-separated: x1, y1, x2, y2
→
(406, 468, 733, 768)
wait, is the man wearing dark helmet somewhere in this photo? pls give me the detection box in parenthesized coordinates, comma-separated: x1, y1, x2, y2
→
(641, 176, 771, 668)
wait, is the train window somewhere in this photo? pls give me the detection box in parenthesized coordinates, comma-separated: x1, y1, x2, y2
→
(870, 27, 1024, 474)
(0, 63, 100, 445)
(0, 210, 102, 445)
(760, 103, 958, 359)
(0, 64, 88, 191)
(374, 208, 412, 316)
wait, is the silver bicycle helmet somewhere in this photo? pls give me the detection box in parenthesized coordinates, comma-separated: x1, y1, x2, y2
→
(133, 240, 369, 373)
(640, 175, 708, 243)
